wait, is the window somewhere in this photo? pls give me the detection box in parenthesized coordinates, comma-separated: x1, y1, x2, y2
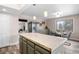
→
(56, 19, 73, 32)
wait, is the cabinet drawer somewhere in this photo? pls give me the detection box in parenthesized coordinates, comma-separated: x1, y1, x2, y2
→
(35, 45, 50, 54)
(27, 40, 34, 48)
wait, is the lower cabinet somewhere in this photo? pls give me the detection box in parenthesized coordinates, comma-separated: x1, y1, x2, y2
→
(27, 45, 35, 54)
(35, 45, 50, 54)
(19, 36, 51, 54)
(22, 41, 28, 54)
(19, 37, 23, 54)
(35, 51, 41, 54)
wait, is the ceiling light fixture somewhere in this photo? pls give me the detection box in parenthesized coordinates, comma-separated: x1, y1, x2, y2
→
(33, 16, 36, 20)
(44, 11, 48, 17)
(55, 11, 63, 17)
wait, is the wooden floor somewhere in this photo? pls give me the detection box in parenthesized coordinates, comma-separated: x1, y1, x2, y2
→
(0, 45, 19, 54)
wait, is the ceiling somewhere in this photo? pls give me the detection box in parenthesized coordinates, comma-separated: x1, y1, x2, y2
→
(1, 4, 25, 10)
(0, 4, 79, 19)
(21, 4, 79, 18)
(0, 5, 20, 15)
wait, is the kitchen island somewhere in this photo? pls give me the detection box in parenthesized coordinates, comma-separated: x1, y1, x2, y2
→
(19, 33, 67, 54)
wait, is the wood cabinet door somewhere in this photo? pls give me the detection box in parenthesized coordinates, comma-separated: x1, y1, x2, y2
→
(22, 41, 28, 54)
(35, 51, 41, 54)
(19, 37, 23, 54)
(27, 45, 35, 54)
(19, 36, 51, 54)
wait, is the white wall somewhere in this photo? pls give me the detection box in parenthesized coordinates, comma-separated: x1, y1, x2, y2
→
(0, 13, 18, 47)
(45, 19, 55, 32)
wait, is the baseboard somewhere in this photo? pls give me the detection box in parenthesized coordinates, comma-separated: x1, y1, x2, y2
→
(0, 42, 19, 48)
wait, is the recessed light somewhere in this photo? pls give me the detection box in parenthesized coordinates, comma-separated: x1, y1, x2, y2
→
(2, 8, 7, 11)
(33, 16, 36, 20)
(44, 11, 48, 17)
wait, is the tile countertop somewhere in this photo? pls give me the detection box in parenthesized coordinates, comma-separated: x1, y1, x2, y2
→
(20, 33, 67, 53)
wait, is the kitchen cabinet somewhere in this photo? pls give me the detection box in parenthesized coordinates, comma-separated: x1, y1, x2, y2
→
(35, 51, 41, 54)
(19, 36, 28, 54)
(19, 35, 51, 54)
(19, 33, 67, 54)
(19, 36, 23, 53)
(22, 41, 28, 54)
(27, 44, 34, 54)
